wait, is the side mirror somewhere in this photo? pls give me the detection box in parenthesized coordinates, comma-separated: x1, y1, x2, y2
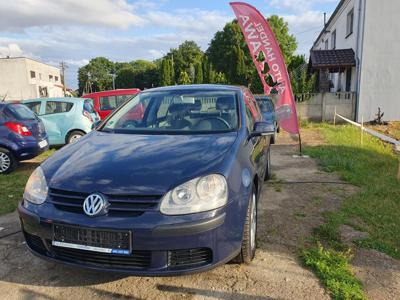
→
(91, 120, 101, 131)
(248, 121, 275, 140)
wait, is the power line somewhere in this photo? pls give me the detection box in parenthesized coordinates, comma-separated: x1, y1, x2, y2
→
(294, 26, 323, 35)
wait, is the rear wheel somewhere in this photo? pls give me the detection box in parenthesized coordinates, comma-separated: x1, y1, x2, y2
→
(264, 147, 271, 181)
(67, 130, 85, 144)
(233, 186, 257, 264)
(0, 148, 16, 174)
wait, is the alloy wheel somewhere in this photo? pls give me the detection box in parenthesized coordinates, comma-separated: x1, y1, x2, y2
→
(69, 134, 82, 143)
(0, 152, 11, 173)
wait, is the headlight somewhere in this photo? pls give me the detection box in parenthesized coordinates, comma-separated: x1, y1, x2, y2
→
(23, 167, 48, 204)
(160, 174, 228, 215)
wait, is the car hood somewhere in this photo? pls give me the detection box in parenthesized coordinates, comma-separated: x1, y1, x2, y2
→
(42, 131, 237, 195)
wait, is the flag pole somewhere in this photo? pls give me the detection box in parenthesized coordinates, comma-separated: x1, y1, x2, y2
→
(298, 132, 303, 156)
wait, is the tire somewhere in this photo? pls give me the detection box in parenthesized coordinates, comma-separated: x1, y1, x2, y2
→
(264, 147, 271, 181)
(271, 132, 276, 144)
(0, 147, 16, 174)
(66, 130, 85, 144)
(233, 186, 257, 264)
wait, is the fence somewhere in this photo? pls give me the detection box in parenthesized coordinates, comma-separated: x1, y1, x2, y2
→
(295, 92, 356, 122)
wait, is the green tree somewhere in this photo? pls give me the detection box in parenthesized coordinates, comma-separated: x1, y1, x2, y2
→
(178, 70, 191, 85)
(115, 66, 136, 89)
(165, 41, 203, 83)
(78, 57, 115, 95)
(130, 60, 159, 89)
(194, 61, 203, 84)
(267, 15, 297, 65)
(207, 17, 297, 93)
(160, 59, 171, 86)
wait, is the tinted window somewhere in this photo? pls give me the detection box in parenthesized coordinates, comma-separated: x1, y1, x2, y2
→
(102, 90, 239, 133)
(100, 95, 132, 111)
(24, 102, 41, 115)
(45, 101, 74, 114)
(256, 98, 274, 113)
(100, 96, 117, 111)
(6, 104, 36, 120)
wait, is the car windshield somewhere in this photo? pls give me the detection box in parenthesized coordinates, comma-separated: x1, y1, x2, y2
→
(6, 104, 36, 120)
(102, 90, 239, 134)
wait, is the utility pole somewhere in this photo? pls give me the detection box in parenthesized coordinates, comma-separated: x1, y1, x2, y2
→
(60, 61, 68, 96)
(109, 73, 117, 90)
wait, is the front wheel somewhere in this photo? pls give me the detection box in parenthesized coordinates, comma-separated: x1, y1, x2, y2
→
(264, 147, 271, 181)
(0, 148, 16, 174)
(67, 130, 84, 144)
(233, 186, 257, 264)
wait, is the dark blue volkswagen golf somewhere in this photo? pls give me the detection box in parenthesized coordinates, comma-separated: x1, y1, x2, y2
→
(18, 85, 274, 275)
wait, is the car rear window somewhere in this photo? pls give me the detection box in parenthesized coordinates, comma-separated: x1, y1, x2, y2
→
(5, 104, 36, 120)
(83, 100, 95, 113)
(45, 101, 74, 114)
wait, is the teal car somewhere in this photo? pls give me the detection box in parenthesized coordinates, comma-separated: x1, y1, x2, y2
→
(22, 98, 99, 146)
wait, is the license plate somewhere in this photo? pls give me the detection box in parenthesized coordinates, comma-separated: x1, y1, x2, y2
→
(38, 139, 48, 148)
(52, 224, 131, 255)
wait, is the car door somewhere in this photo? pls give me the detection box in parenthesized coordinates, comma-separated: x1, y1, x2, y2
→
(40, 101, 74, 145)
(244, 90, 269, 182)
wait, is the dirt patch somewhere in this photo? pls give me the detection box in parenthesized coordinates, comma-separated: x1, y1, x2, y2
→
(366, 121, 400, 141)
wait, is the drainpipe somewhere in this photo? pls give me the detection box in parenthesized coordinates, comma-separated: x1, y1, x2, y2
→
(354, 0, 366, 121)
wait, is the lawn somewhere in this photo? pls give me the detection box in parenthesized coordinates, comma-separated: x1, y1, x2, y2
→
(0, 149, 55, 216)
(299, 124, 400, 299)
(305, 124, 400, 258)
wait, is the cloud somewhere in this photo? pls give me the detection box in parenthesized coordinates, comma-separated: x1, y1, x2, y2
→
(270, 0, 337, 12)
(0, 0, 145, 31)
(0, 43, 24, 57)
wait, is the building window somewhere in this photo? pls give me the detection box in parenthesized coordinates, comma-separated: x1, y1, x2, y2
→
(55, 76, 59, 82)
(325, 39, 329, 50)
(346, 9, 354, 37)
(49, 75, 53, 81)
(39, 73, 42, 80)
(331, 30, 336, 49)
(30, 71, 36, 78)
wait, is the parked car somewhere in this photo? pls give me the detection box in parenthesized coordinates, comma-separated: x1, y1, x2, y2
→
(0, 103, 48, 174)
(22, 98, 99, 145)
(18, 84, 274, 275)
(255, 95, 279, 144)
(83, 89, 141, 120)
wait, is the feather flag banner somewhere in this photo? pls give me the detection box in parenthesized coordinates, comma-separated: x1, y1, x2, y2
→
(230, 2, 300, 134)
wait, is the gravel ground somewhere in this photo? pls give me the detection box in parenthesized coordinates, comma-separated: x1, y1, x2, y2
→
(0, 130, 396, 299)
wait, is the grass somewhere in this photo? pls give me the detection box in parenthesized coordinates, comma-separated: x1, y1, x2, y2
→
(0, 149, 55, 216)
(300, 124, 400, 299)
(305, 124, 400, 258)
(302, 244, 366, 300)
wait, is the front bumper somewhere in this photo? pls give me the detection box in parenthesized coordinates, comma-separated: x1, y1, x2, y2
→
(18, 201, 243, 276)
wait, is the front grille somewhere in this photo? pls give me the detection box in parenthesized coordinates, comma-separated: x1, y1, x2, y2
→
(53, 224, 130, 250)
(50, 245, 151, 269)
(48, 188, 161, 216)
(24, 231, 47, 254)
(168, 248, 212, 269)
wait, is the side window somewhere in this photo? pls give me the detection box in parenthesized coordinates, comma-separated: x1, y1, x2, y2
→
(100, 96, 117, 111)
(245, 105, 255, 132)
(25, 102, 41, 115)
(45, 101, 73, 114)
(117, 95, 132, 107)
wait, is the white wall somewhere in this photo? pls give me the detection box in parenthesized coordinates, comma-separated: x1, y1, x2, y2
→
(0, 58, 63, 100)
(358, 0, 400, 121)
(313, 0, 359, 93)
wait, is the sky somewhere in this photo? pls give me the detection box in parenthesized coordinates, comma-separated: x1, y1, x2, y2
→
(0, 0, 339, 89)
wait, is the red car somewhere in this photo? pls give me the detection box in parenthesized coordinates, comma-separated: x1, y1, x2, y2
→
(82, 89, 140, 119)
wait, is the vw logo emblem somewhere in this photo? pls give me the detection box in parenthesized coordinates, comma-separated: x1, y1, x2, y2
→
(83, 193, 109, 217)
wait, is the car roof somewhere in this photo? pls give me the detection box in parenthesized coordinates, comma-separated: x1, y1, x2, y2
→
(22, 97, 86, 103)
(83, 89, 141, 97)
(141, 84, 245, 93)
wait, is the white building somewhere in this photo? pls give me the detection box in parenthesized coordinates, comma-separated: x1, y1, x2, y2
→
(0, 57, 64, 101)
(310, 0, 400, 121)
